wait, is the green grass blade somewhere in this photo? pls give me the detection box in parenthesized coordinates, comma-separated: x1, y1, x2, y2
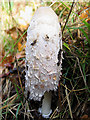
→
(16, 103, 22, 119)
(63, 42, 71, 51)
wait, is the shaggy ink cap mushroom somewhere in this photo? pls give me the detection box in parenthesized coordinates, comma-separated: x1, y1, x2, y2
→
(25, 7, 63, 118)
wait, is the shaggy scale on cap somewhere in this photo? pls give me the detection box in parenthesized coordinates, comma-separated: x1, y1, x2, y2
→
(25, 7, 63, 101)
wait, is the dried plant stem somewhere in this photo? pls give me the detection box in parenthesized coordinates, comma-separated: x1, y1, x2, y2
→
(0, 94, 17, 106)
(9, 109, 16, 118)
(16, 58, 24, 95)
(54, 3, 62, 11)
(70, 81, 80, 104)
(49, 107, 59, 120)
(76, 57, 87, 87)
(62, 0, 75, 35)
(65, 85, 73, 119)
(0, 94, 17, 110)
(49, 1, 57, 7)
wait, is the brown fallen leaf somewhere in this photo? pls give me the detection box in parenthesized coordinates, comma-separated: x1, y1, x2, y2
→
(0, 55, 14, 68)
(5, 27, 27, 42)
(5, 27, 19, 40)
(81, 114, 88, 119)
(78, 6, 90, 21)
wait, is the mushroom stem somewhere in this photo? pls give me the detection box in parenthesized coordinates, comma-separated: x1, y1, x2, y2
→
(41, 91, 52, 118)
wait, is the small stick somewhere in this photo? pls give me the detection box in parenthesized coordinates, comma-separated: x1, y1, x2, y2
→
(62, 0, 75, 35)
(49, 1, 57, 7)
(76, 57, 87, 87)
(49, 107, 59, 120)
(65, 85, 73, 119)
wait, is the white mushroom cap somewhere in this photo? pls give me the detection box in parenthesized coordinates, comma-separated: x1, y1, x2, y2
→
(25, 7, 62, 101)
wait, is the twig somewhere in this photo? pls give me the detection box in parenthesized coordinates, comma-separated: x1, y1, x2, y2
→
(65, 85, 73, 119)
(70, 80, 80, 105)
(0, 95, 17, 110)
(9, 109, 16, 118)
(60, 83, 71, 92)
(25, 101, 34, 119)
(0, 94, 17, 105)
(49, 1, 57, 7)
(76, 57, 87, 87)
(54, 3, 62, 11)
(62, 0, 75, 35)
(49, 107, 59, 120)
(74, 74, 90, 80)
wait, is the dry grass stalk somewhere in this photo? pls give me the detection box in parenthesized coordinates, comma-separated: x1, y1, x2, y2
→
(65, 85, 73, 119)
(76, 57, 87, 87)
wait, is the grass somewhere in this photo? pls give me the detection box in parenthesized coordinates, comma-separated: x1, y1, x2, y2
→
(0, 1, 90, 120)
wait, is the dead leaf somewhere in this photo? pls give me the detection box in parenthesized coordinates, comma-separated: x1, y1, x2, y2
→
(5, 27, 19, 40)
(81, 114, 88, 119)
(0, 55, 13, 68)
(79, 6, 90, 20)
